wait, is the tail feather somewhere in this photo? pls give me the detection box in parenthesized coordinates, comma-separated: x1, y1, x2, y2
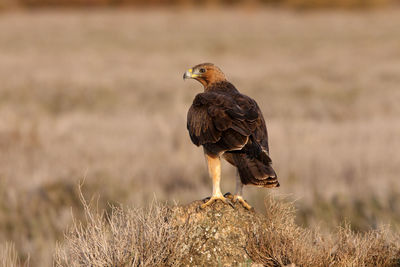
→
(232, 147, 279, 188)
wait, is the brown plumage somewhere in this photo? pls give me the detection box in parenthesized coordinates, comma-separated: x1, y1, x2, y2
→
(184, 63, 279, 209)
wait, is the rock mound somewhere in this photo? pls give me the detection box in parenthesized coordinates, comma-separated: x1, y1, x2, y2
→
(170, 200, 262, 266)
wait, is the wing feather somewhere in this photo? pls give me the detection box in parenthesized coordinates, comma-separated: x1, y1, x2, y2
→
(187, 104, 220, 146)
(187, 84, 269, 155)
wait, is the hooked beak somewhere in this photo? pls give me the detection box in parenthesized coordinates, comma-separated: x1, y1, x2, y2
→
(183, 68, 199, 80)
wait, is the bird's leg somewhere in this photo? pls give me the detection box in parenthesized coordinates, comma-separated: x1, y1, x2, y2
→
(201, 154, 230, 209)
(232, 171, 252, 210)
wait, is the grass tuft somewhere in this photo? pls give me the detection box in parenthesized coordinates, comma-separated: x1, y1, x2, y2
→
(0, 242, 29, 267)
(54, 188, 185, 267)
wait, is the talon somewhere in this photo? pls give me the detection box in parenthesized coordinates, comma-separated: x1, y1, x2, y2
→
(224, 192, 234, 199)
(202, 196, 211, 202)
(233, 195, 253, 210)
(200, 195, 232, 209)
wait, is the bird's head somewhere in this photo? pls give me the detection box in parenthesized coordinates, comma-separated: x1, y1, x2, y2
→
(183, 63, 227, 88)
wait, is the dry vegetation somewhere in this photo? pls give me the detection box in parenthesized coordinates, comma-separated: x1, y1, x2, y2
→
(249, 197, 400, 266)
(2, 0, 399, 9)
(54, 196, 400, 266)
(0, 243, 20, 267)
(0, 7, 399, 266)
(54, 188, 183, 266)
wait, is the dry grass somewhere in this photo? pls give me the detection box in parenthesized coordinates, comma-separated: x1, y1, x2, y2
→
(55, 195, 400, 266)
(0, 242, 29, 267)
(331, 225, 400, 266)
(2, 0, 398, 9)
(0, 8, 399, 266)
(247, 197, 330, 266)
(54, 187, 183, 266)
(248, 197, 400, 266)
(0, 243, 19, 267)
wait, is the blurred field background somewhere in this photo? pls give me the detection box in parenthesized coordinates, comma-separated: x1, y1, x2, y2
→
(0, 1, 400, 265)
(1, 0, 400, 9)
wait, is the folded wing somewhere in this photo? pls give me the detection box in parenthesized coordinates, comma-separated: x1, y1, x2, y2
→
(187, 89, 268, 153)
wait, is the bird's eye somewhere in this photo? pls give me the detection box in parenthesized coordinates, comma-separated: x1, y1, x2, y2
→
(199, 68, 206, 73)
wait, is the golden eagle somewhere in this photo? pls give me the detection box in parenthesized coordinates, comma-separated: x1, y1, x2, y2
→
(183, 63, 279, 210)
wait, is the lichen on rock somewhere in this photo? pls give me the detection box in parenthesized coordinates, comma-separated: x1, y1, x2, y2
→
(169, 200, 263, 267)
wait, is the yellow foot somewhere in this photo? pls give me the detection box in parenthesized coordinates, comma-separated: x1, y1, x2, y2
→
(233, 195, 253, 210)
(201, 195, 232, 209)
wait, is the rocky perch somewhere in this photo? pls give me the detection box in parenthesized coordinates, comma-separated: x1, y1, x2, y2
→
(55, 195, 400, 267)
(170, 200, 263, 266)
